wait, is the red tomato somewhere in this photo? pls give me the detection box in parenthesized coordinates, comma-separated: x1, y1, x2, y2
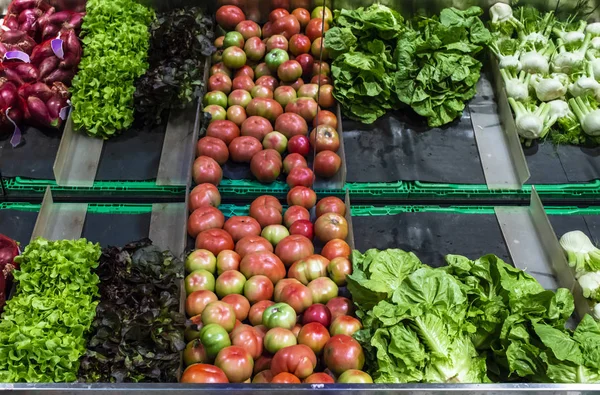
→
(304, 372, 335, 383)
(275, 112, 308, 139)
(330, 315, 362, 337)
(180, 363, 229, 383)
(224, 216, 262, 242)
(252, 370, 274, 383)
(316, 197, 346, 218)
(314, 151, 341, 178)
(298, 322, 330, 354)
(326, 296, 356, 321)
(269, 8, 290, 23)
(239, 251, 286, 284)
(275, 234, 314, 267)
(196, 229, 235, 256)
(302, 303, 332, 327)
(214, 346, 254, 383)
(243, 274, 274, 304)
(286, 166, 314, 188)
(315, 213, 348, 243)
(287, 135, 310, 156)
(250, 195, 283, 228)
(286, 186, 317, 209)
(292, 8, 311, 29)
(235, 235, 274, 258)
(249, 300, 275, 326)
(230, 324, 263, 360)
(217, 250, 241, 274)
(232, 75, 255, 92)
(273, 278, 302, 301)
(275, 282, 313, 314)
(289, 219, 314, 239)
(271, 372, 301, 383)
(251, 149, 282, 183)
(317, 84, 335, 108)
(192, 156, 222, 186)
(321, 239, 351, 260)
(234, 65, 255, 79)
(189, 183, 221, 211)
(196, 136, 229, 165)
(186, 290, 218, 317)
(187, 206, 225, 238)
(241, 116, 273, 141)
(221, 294, 251, 321)
(253, 353, 273, 374)
(206, 120, 240, 145)
(313, 110, 338, 129)
(272, 15, 301, 39)
(287, 255, 329, 285)
(271, 344, 317, 379)
(305, 18, 329, 42)
(323, 335, 365, 375)
(246, 98, 284, 123)
(310, 125, 340, 152)
(311, 74, 331, 85)
(216, 5, 245, 30)
(228, 136, 263, 163)
(283, 206, 310, 228)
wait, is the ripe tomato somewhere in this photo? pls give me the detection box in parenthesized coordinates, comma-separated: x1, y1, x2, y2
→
(249, 300, 275, 326)
(206, 120, 240, 145)
(288, 254, 329, 285)
(189, 183, 221, 211)
(215, 270, 247, 298)
(275, 112, 309, 139)
(272, 15, 301, 39)
(328, 257, 352, 286)
(239, 251, 286, 284)
(308, 277, 339, 304)
(283, 206, 310, 228)
(275, 282, 313, 314)
(314, 213, 348, 243)
(192, 156, 222, 186)
(217, 250, 241, 274)
(202, 301, 237, 332)
(303, 303, 332, 327)
(224, 216, 262, 242)
(228, 136, 262, 163)
(243, 274, 274, 304)
(235, 235, 274, 258)
(289, 219, 314, 239)
(323, 335, 365, 375)
(305, 18, 329, 42)
(283, 153, 308, 174)
(298, 322, 330, 354)
(230, 324, 263, 360)
(214, 346, 254, 383)
(304, 372, 334, 384)
(253, 370, 274, 383)
(314, 150, 342, 178)
(180, 363, 229, 383)
(269, 8, 290, 23)
(316, 197, 346, 218)
(195, 228, 235, 256)
(330, 315, 362, 337)
(286, 166, 314, 188)
(271, 344, 317, 379)
(183, 339, 208, 366)
(326, 296, 356, 321)
(286, 186, 317, 209)
(222, 294, 250, 322)
(310, 125, 340, 152)
(196, 136, 229, 165)
(187, 206, 224, 238)
(241, 116, 273, 141)
(321, 239, 351, 260)
(251, 149, 282, 183)
(216, 5, 245, 30)
(313, 110, 338, 129)
(250, 195, 283, 228)
(271, 372, 301, 383)
(185, 290, 218, 317)
(275, 234, 315, 267)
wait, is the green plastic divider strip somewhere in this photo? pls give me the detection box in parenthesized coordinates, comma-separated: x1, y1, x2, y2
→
(3, 177, 185, 195)
(0, 202, 154, 214)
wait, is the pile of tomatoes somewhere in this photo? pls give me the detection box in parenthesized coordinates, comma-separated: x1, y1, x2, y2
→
(182, 184, 371, 384)
(195, 4, 342, 187)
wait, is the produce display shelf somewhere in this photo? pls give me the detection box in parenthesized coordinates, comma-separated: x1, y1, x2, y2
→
(350, 204, 600, 216)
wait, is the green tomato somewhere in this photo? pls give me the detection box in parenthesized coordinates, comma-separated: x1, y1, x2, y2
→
(223, 31, 245, 49)
(203, 91, 228, 109)
(199, 323, 231, 359)
(262, 302, 297, 330)
(265, 49, 290, 72)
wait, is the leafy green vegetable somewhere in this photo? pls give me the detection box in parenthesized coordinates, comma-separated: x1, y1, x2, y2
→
(0, 238, 101, 383)
(78, 239, 185, 383)
(71, 0, 154, 138)
(134, 7, 215, 127)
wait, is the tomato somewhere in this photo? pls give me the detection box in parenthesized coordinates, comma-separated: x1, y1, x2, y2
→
(250, 195, 283, 228)
(251, 85, 273, 100)
(261, 224, 290, 246)
(215, 270, 247, 298)
(266, 34, 289, 52)
(196, 136, 229, 166)
(308, 277, 338, 304)
(313, 110, 338, 129)
(328, 257, 352, 286)
(311, 37, 328, 60)
(180, 363, 229, 383)
(255, 62, 272, 78)
(287, 186, 317, 209)
(243, 274, 274, 304)
(228, 136, 262, 163)
(303, 303, 332, 327)
(271, 344, 317, 379)
(251, 149, 282, 183)
(323, 335, 365, 375)
(312, 61, 331, 77)
(186, 290, 218, 316)
(207, 120, 241, 145)
(305, 18, 328, 42)
(286, 97, 319, 122)
(317, 84, 335, 108)
(254, 324, 268, 338)
(192, 156, 222, 186)
(221, 294, 250, 322)
(202, 301, 237, 332)
(311, 6, 333, 23)
(241, 116, 273, 141)
(185, 315, 204, 341)
(185, 269, 216, 294)
(199, 323, 232, 359)
(244, 36, 266, 61)
(256, 75, 279, 92)
(326, 296, 355, 321)
(315, 213, 348, 243)
(235, 235, 274, 258)
(264, 327, 298, 354)
(235, 20, 261, 40)
(265, 48, 290, 72)
(273, 86, 297, 107)
(227, 105, 247, 127)
(321, 239, 351, 261)
(253, 370, 274, 383)
(214, 346, 254, 383)
(222, 46, 247, 69)
(330, 315, 362, 337)
(314, 151, 341, 178)
(272, 15, 301, 39)
(208, 73, 232, 94)
(249, 300, 275, 326)
(195, 228, 235, 256)
(292, 8, 310, 28)
(304, 372, 334, 384)
(286, 166, 314, 188)
(289, 34, 311, 56)
(240, 251, 286, 284)
(283, 205, 310, 228)
(204, 91, 228, 108)
(314, 197, 345, 218)
(269, 8, 289, 23)
(278, 60, 303, 83)
(228, 89, 252, 108)
(262, 302, 297, 330)
(185, 249, 217, 273)
(217, 250, 241, 274)
(298, 322, 330, 354)
(289, 219, 314, 239)
(223, 31, 245, 49)
(224, 216, 262, 242)
(274, 278, 302, 301)
(216, 5, 245, 30)
(298, 84, 318, 100)
(235, 65, 255, 80)
(311, 75, 332, 85)
(246, 98, 284, 123)
(275, 281, 313, 313)
(283, 153, 308, 174)
(205, 105, 225, 122)
(232, 76, 255, 92)
(338, 369, 373, 383)
(310, 125, 339, 152)
(288, 254, 329, 285)
(296, 53, 314, 77)
(210, 62, 231, 77)
(262, 21, 274, 38)
(275, 112, 308, 139)
(183, 339, 209, 366)
(275, 234, 314, 267)
(230, 324, 263, 360)
(271, 372, 301, 383)
(189, 184, 221, 214)
(263, 131, 288, 154)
